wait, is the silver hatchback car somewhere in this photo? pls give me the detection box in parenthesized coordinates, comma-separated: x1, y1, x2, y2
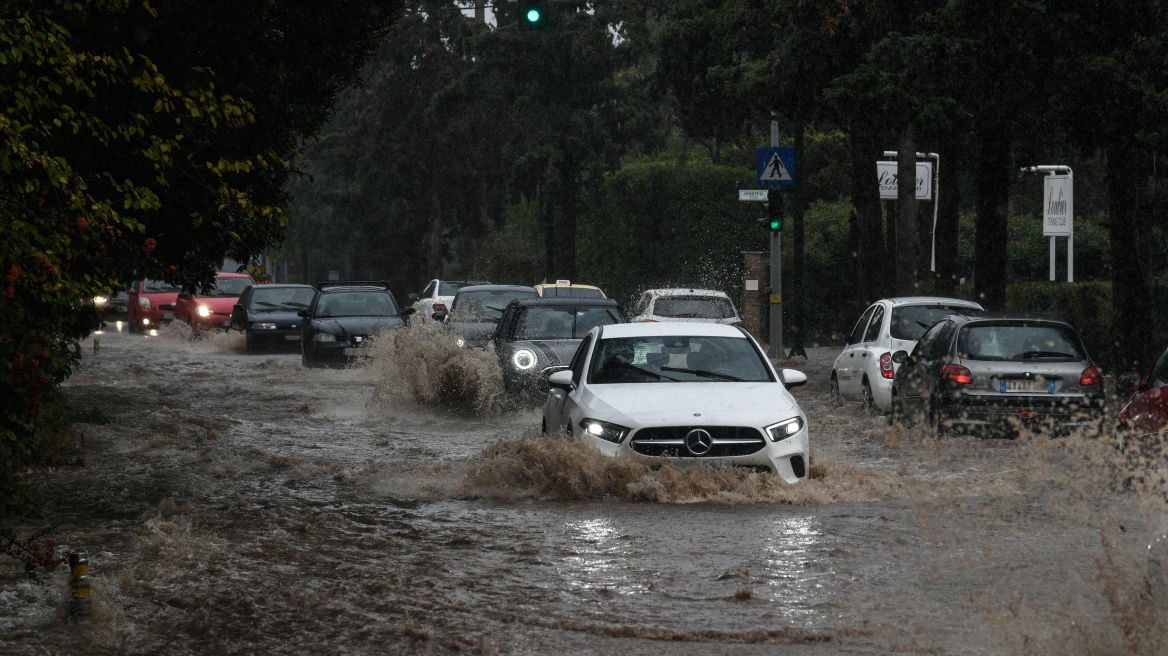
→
(889, 312, 1105, 435)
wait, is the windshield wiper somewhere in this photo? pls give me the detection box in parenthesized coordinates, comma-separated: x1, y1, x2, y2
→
(610, 361, 677, 381)
(1022, 351, 1075, 359)
(660, 366, 743, 382)
(255, 301, 280, 307)
(282, 301, 309, 308)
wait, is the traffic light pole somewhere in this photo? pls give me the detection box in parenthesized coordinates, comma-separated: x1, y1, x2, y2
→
(767, 118, 784, 359)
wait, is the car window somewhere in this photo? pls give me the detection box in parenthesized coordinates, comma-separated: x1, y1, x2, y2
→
(652, 296, 736, 319)
(575, 308, 621, 336)
(957, 323, 1086, 362)
(420, 281, 434, 299)
(570, 334, 593, 385)
(862, 305, 885, 343)
(588, 336, 773, 384)
(250, 286, 316, 310)
(514, 307, 575, 340)
(439, 281, 474, 296)
(543, 287, 603, 298)
(924, 321, 957, 360)
(891, 305, 976, 340)
(1148, 349, 1168, 389)
(849, 305, 878, 345)
(314, 291, 399, 318)
(450, 289, 537, 322)
(633, 294, 650, 316)
(203, 277, 252, 297)
(142, 279, 181, 294)
(911, 321, 947, 359)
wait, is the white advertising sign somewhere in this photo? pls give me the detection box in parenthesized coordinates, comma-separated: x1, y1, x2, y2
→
(877, 161, 934, 200)
(1042, 175, 1072, 237)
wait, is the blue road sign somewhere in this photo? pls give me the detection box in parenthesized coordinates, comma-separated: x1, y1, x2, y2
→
(756, 147, 795, 186)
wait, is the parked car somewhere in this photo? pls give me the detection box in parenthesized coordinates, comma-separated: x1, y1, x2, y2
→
(630, 288, 743, 325)
(541, 322, 810, 482)
(300, 281, 415, 368)
(1116, 346, 1168, 435)
(127, 279, 182, 332)
(533, 281, 606, 298)
(409, 279, 488, 324)
(830, 296, 984, 412)
(174, 272, 256, 333)
(437, 284, 538, 349)
(494, 297, 625, 393)
(230, 284, 318, 351)
(888, 312, 1104, 435)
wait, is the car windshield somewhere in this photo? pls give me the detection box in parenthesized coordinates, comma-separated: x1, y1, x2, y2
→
(451, 289, 536, 322)
(203, 277, 253, 297)
(512, 306, 620, 340)
(653, 296, 735, 319)
(891, 305, 976, 340)
(542, 287, 603, 298)
(957, 323, 1086, 362)
(589, 336, 772, 384)
(439, 281, 480, 296)
(142, 279, 181, 294)
(1146, 349, 1168, 389)
(314, 291, 399, 318)
(249, 287, 316, 311)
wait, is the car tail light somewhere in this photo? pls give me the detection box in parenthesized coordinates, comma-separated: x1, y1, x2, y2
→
(1080, 366, 1102, 386)
(941, 364, 972, 384)
(732, 321, 744, 327)
(879, 352, 894, 379)
(433, 303, 448, 313)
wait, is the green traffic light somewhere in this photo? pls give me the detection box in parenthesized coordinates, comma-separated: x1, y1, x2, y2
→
(526, 8, 541, 22)
(770, 219, 782, 231)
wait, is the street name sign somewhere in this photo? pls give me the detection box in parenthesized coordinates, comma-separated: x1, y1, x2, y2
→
(1043, 175, 1072, 237)
(756, 147, 795, 186)
(739, 190, 768, 201)
(877, 161, 934, 200)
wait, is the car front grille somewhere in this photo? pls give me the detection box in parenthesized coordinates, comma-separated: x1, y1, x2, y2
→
(630, 426, 766, 457)
(159, 304, 175, 311)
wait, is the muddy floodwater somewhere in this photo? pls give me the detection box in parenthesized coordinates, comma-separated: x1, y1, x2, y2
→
(2, 324, 1165, 654)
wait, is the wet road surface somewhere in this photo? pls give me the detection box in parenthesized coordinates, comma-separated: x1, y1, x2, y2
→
(0, 324, 1163, 654)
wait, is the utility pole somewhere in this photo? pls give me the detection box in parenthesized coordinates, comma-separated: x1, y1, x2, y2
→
(789, 121, 806, 358)
(767, 116, 784, 359)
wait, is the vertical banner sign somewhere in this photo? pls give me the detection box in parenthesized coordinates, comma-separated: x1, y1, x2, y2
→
(876, 162, 934, 200)
(1042, 175, 1072, 237)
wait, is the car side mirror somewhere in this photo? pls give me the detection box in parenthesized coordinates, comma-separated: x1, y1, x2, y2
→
(548, 369, 573, 390)
(891, 350, 908, 365)
(297, 309, 310, 318)
(1117, 372, 1142, 392)
(408, 293, 418, 302)
(128, 288, 138, 295)
(401, 307, 416, 316)
(431, 311, 446, 322)
(779, 368, 807, 388)
(831, 331, 847, 344)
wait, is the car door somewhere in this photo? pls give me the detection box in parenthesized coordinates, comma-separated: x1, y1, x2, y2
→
(547, 334, 593, 434)
(856, 304, 886, 385)
(902, 320, 952, 405)
(1121, 349, 1168, 434)
(231, 287, 252, 331)
(838, 304, 878, 398)
(414, 280, 436, 320)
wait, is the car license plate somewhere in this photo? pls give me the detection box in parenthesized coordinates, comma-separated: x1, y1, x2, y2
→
(162, 312, 173, 320)
(284, 335, 301, 341)
(1001, 380, 1055, 393)
(342, 347, 371, 356)
(702, 459, 735, 471)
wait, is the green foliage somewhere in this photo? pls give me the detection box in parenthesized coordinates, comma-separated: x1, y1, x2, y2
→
(1005, 282, 1115, 372)
(780, 200, 856, 341)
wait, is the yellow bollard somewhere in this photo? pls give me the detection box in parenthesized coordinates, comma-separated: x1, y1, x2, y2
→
(93, 339, 100, 354)
(69, 552, 90, 616)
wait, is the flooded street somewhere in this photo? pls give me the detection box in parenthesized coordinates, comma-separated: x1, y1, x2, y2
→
(1, 325, 1164, 654)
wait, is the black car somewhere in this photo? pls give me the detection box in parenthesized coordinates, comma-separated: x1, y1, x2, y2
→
(230, 284, 318, 351)
(494, 297, 625, 393)
(299, 281, 415, 368)
(889, 312, 1105, 435)
(437, 284, 538, 349)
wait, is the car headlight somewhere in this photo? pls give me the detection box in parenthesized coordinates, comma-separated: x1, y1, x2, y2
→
(93, 295, 108, 305)
(138, 297, 151, 309)
(196, 306, 212, 317)
(579, 418, 629, 444)
(312, 332, 337, 342)
(254, 322, 277, 330)
(512, 349, 537, 370)
(456, 337, 466, 348)
(766, 417, 805, 442)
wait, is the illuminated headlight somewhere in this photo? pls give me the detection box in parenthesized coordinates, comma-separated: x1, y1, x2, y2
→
(93, 295, 108, 305)
(456, 337, 466, 348)
(142, 318, 150, 325)
(766, 417, 805, 442)
(254, 322, 277, 330)
(196, 306, 213, 317)
(312, 332, 337, 342)
(512, 349, 537, 370)
(579, 418, 629, 444)
(138, 297, 152, 308)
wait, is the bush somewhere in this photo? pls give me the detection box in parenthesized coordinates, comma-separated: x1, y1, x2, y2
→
(1005, 282, 1115, 372)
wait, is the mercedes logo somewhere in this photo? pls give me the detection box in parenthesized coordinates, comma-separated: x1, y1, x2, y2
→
(685, 429, 713, 456)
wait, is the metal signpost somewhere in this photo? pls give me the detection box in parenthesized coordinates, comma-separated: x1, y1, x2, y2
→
(755, 123, 794, 358)
(879, 152, 939, 270)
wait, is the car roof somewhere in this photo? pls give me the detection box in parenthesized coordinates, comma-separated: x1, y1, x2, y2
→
(598, 322, 746, 338)
(511, 297, 619, 308)
(955, 311, 1066, 324)
(319, 286, 393, 294)
(642, 288, 729, 298)
(440, 280, 489, 285)
(883, 296, 983, 308)
(534, 283, 603, 291)
(215, 272, 253, 278)
(455, 284, 536, 294)
(251, 283, 315, 289)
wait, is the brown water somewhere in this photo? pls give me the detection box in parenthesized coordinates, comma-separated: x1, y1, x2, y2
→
(1, 324, 1165, 654)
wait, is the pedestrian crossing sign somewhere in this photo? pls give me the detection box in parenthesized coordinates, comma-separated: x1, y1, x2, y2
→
(756, 147, 795, 186)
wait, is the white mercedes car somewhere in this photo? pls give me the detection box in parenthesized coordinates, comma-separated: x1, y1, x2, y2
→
(542, 322, 811, 483)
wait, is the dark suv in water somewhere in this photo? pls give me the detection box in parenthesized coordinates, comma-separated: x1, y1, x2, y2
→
(889, 312, 1104, 435)
(298, 281, 415, 368)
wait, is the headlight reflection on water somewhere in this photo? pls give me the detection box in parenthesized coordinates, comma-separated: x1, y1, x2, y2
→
(558, 518, 642, 595)
(762, 515, 828, 613)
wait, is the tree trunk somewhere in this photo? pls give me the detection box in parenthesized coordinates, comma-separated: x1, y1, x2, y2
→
(884, 200, 897, 296)
(850, 125, 884, 306)
(973, 133, 1010, 310)
(1106, 140, 1158, 372)
(935, 144, 962, 295)
(427, 190, 443, 279)
(896, 124, 919, 295)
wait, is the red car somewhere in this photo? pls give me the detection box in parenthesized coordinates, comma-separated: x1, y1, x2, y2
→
(1117, 347, 1168, 435)
(127, 279, 182, 332)
(174, 272, 256, 333)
